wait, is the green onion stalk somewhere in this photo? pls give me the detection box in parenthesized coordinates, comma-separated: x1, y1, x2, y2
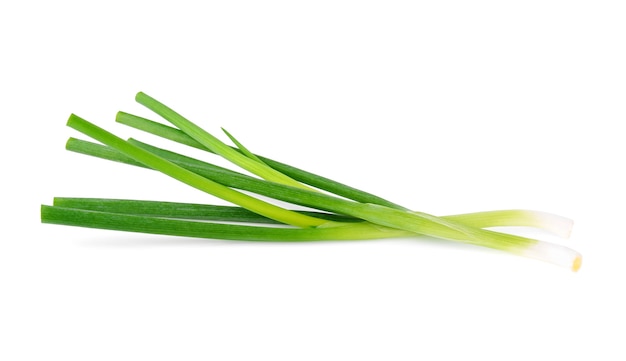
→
(41, 92, 582, 271)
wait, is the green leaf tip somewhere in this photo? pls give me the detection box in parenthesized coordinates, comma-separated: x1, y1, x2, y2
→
(66, 113, 82, 127)
(135, 91, 147, 102)
(221, 127, 264, 163)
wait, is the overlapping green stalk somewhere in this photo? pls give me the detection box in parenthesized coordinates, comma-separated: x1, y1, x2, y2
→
(41, 92, 582, 271)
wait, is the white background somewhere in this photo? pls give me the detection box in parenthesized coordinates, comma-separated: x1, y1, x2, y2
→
(1, 1, 625, 360)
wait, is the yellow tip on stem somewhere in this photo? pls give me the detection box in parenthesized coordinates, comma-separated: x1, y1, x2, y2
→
(572, 255, 583, 272)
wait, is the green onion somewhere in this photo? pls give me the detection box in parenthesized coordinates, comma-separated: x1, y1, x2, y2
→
(42, 92, 582, 271)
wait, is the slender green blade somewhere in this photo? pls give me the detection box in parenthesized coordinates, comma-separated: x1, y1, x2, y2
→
(221, 127, 264, 163)
(66, 137, 146, 168)
(53, 198, 359, 223)
(117, 111, 201, 149)
(41, 205, 410, 241)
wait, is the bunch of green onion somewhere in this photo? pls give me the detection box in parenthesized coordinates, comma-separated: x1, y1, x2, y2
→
(41, 92, 582, 271)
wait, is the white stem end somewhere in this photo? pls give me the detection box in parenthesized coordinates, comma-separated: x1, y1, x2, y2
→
(521, 241, 582, 272)
(529, 211, 574, 239)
